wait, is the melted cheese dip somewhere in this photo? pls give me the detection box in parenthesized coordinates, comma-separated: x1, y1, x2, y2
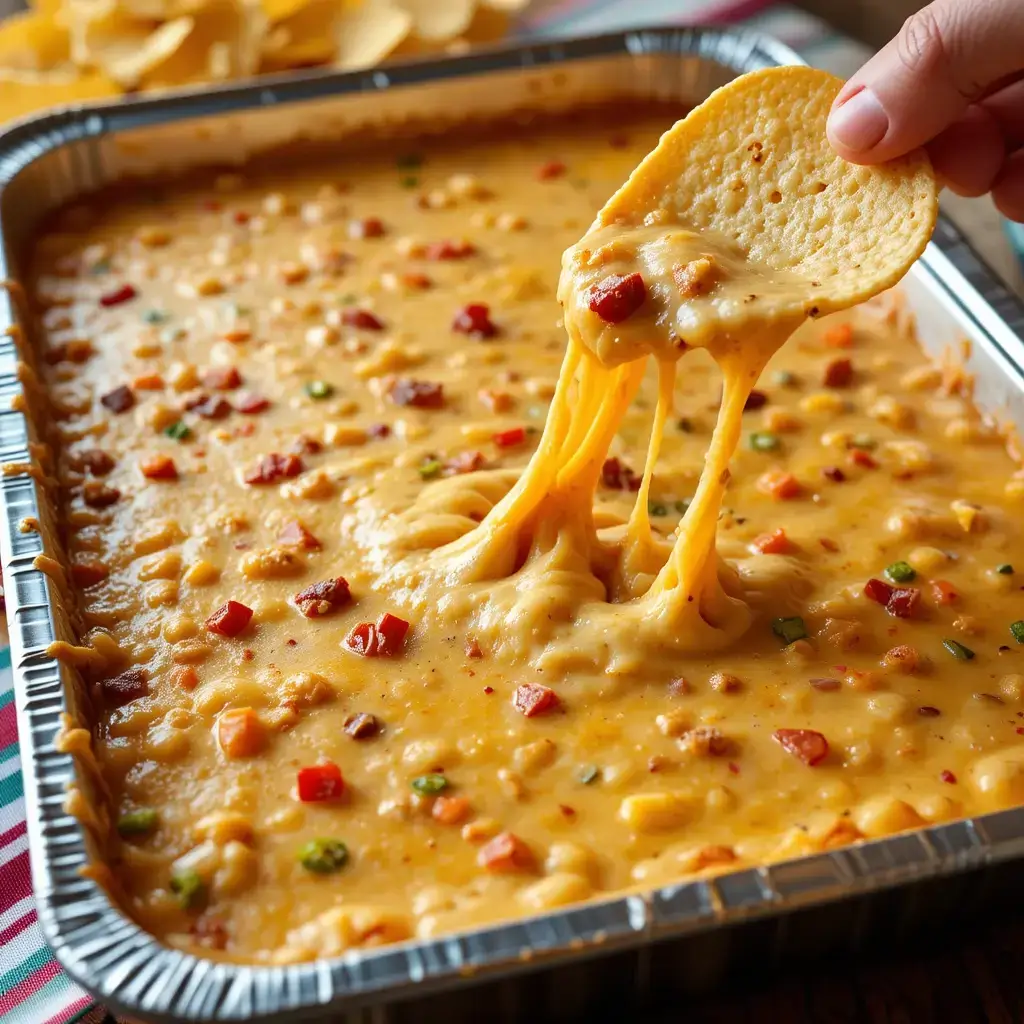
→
(30, 108, 1024, 963)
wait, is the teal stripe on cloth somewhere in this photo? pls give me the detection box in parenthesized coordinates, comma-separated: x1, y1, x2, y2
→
(0, 947, 52, 1000)
(0, 741, 17, 764)
(0, 647, 12, 671)
(0, 768, 22, 808)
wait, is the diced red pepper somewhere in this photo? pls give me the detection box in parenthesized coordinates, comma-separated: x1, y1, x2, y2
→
(757, 470, 802, 500)
(823, 323, 853, 348)
(243, 453, 304, 485)
(751, 528, 793, 555)
(931, 579, 959, 605)
(343, 621, 377, 656)
(342, 308, 385, 330)
(99, 284, 137, 307)
(133, 373, 164, 391)
(432, 795, 470, 825)
(375, 612, 410, 655)
(140, 455, 178, 481)
(823, 357, 853, 387)
(206, 600, 253, 638)
(493, 426, 527, 449)
(297, 762, 345, 802)
(848, 449, 878, 469)
(536, 160, 567, 180)
(445, 450, 486, 475)
(171, 666, 199, 690)
(390, 379, 444, 409)
(478, 831, 534, 872)
(100, 666, 149, 706)
(349, 217, 385, 239)
(864, 578, 894, 606)
(294, 578, 351, 618)
(100, 385, 135, 413)
(513, 683, 560, 717)
(425, 239, 475, 261)
(278, 520, 321, 550)
(452, 303, 498, 339)
(236, 393, 270, 414)
(587, 273, 647, 324)
(202, 366, 241, 390)
(774, 728, 829, 766)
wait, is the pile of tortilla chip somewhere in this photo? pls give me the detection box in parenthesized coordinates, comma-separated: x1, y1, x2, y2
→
(0, 0, 529, 122)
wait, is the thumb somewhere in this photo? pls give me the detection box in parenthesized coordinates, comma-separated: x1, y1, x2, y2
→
(827, 0, 1024, 163)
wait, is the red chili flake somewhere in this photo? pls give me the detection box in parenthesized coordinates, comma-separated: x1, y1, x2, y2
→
(297, 762, 345, 802)
(445, 451, 486, 475)
(368, 423, 391, 439)
(1016, 727, 1024, 736)
(100, 386, 135, 414)
(452, 303, 498, 339)
(206, 600, 253, 638)
(744, 389, 768, 411)
(82, 482, 121, 508)
(918, 706, 941, 717)
(465, 637, 483, 658)
(193, 396, 232, 420)
(940, 769, 957, 784)
(559, 804, 577, 817)
(848, 449, 878, 469)
(236, 393, 270, 414)
(601, 457, 641, 491)
(774, 728, 829, 766)
(241, 649, 255, 662)
(74, 449, 116, 476)
(822, 466, 846, 483)
(587, 272, 647, 324)
(99, 284, 137, 307)
(493, 426, 527, 449)
(294, 577, 351, 618)
(349, 217, 385, 239)
(100, 666, 149, 706)
(286, 638, 297, 647)
(483, 686, 494, 695)
(823, 357, 853, 387)
(234, 424, 255, 438)
(536, 160, 567, 180)
(390, 379, 444, 409)
(342, 308, 385, 331)
(668, 677, 691, 696)
(278, 520, 321, 550)
(202, 366, 241, 390)
(140, 455, 178, 481)
(425, 240, 475, 261)
(243, 453, 304, 485)
(512, 682, 560, 718)
(810, 678, 841, 692)
(344, 713, 381, 740)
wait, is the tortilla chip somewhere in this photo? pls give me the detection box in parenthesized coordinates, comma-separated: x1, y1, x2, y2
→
(398, 0, 474, 41)
(76, 12, 195, 87)
(598, 66, 938, 315)
(334, 0, 410, 70)
(0, 11, 71, 71)
(0, 68, 120, 122)
(260, 0, 346, 70)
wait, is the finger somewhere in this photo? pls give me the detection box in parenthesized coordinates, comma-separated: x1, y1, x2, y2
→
(925, 107, 1005, 198)
(827, 0, 1024, 163)
(992, 150, 1024, 223)
(980, 77, 1024, 151)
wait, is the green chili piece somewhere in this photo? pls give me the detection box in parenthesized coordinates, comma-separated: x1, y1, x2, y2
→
(577, 765, 600, 785)
(299, 838, 349, 874)
(1011, 621, 1024, 644)
(305, 380, 333, 400)
(884, 561, 916, 584)
(942, 639, 975, 661)
(647, 501, 668, 517)
(418, 460, 442, 480)
(749, 432, 780, 452)
(996, 564, 1014, 575)
(411, 774, 448, 796)
(163, 421, 191, 442)
(169, 868, 205, 909)
(117, 808, 158, 836)
(772, 616, 807, 645)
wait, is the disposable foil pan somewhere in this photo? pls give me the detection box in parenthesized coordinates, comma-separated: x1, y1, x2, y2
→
(3, 26, 1024, 1024)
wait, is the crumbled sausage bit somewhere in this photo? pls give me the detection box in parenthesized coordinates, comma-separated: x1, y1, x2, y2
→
(672, 256, 717, 298)
(293, 577, 352, 618)
(344, 712, 381, 740)
(678, 726, 730, 757)
(708, 672, 741, 693)
(99, 666, 149, 706)
(100, 385, 135, 413)
(823, 357, 854, 388)
(82, 481, 122, 508)
(390, 379, 444, 409)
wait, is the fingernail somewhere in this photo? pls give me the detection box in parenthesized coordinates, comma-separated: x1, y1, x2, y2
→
(828, 88, 888, 153)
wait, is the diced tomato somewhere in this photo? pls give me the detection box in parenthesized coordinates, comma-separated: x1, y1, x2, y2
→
(757, 470, 802, 500)
(375, 612, 410, 655)
(931, 579, 959, 605)
(99, 284, 137, 307)
(170, 665, 199, 690)
(823, 357, 853, 387)
(445, 451, 486, 475)
(100, 385, 135, 413)
(100, 666, 149, 705)
(390, 379, 444, 409)
(452, 303, 498, 339)
(774, 728, 829, 766)
(140, 455, 178, 481)
(478, 831, 534, 872)
(202, 366, 241, 390)
(236, 393, 270, 414)
(425, 239, 475, 261)
(587, 272, 647, 324)
(513, 683, 560, 717)
(278, 520, 321, 550)
(217, 707, 266, 759)
(848, 449, 878, 469)
(294, 578, 351, 618)
(536, 160, 567, 180)
(243, 453, 304, 485)
(864, 578, 894, 606)
(343, 622, 377, 656)
(206, 600, 253, 638)
(823, 323, 853, 348)
(342, 308, 385, 330)
(431, 795, 470, 825)
(348, 217, 385, 239)
(71, 560, 108, 588)
(297, 762, 345, 802)
(493, 426, 527, 449)
(751, 528, 793, 555)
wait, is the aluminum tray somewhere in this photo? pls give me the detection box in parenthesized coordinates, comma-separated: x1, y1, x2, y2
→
(4, 26, 1024, 1024)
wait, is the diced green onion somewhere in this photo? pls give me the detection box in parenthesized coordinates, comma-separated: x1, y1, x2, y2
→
(298, 838, 349, 874)
(1011, 621, 1024, 644)
(942, 639, 975, 661)
(648, 501, 668, 517)
(396, 153, 423, 170)
(142, 308, 169, 324)
(849, 434, 877, 450)
(305, 380, 333, 400)
(169, 867, 205, 909)
(400, 175, 419, 189)
(89, 259, 111, 275)
(996, 564, 1014, 575)
(885, 561, 916, 584)
(772, 616, 808, 645)
(773, 370, 795, 386)
(411, 773, 448, 795)
(577, 764, 600, 785)
(749, 432, 780, 452)
(677, 417, 693, 433)
(675, 498, 692, 515)
(117, 808, 158, 836)
(163, 421, 191, 442)
(418, 460, 442, 480)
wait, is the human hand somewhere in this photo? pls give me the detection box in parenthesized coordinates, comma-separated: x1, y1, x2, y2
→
(826, 0, 1024, 220)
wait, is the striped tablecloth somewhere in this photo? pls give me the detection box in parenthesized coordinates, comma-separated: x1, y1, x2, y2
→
(0, 4, 868, 1021)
